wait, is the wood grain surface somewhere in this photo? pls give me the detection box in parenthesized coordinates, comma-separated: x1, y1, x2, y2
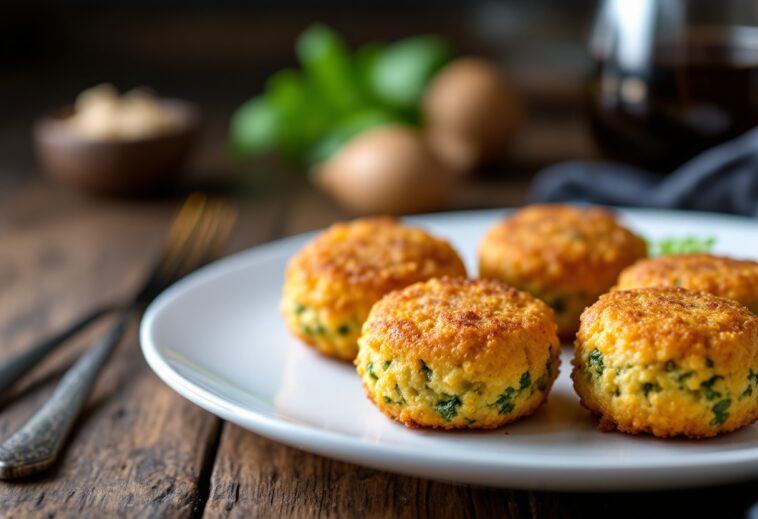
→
(1, 181, 758, 519)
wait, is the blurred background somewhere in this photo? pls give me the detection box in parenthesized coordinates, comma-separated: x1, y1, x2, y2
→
(0, 0, 598, 210)
(2, 0, 757, 215)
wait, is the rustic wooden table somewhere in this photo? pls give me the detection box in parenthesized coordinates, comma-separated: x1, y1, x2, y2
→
(1, 177, 757, 519)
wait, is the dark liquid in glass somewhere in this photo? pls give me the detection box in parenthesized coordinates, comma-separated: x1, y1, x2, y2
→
(586, 27, 758, 172)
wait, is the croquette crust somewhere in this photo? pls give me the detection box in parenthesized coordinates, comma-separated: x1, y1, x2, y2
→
(616, 254, 758, 311)
(573, 287, 758, 438)
(357, 278, 561, 429)
(281, 217, 467, 360)
(479, 204, 647, 296)
(478, 204, 646, 337)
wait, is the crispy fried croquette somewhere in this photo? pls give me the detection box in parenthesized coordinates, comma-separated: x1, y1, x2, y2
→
(281, 217, 467, 361)
(478, 204, 646, 339)
(356, 277, 560, 429)
(572, 287, 758, 438)
(616, 254, 758, 314)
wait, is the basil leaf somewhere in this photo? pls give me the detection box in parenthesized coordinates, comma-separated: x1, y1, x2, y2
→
(228, 96, 280, 156)
(296, 24, 364, 116)
(370, 35, 452, 111)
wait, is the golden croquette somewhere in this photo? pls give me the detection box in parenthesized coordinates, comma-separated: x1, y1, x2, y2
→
(356, 277, 560, 429)
(478, 204, 647, 338)
(573, 287, 758, 439)
(281, 217, 467, 361)
(616, 254, 758, 314)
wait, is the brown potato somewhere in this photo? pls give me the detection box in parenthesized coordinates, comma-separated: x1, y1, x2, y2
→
(313, 125, 453, 215)
(423, 57, 523, 173)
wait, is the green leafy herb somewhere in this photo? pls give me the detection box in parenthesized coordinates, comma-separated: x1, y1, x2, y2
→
(367, 361, 378, 380)
(588, 349, 604, 376)
(740, 370, 758, 399)
(266, 68, 330, 161)
(394, 384, 406, 404)
(706, 358, 714, 368)
(383, 396, 392, 404)
(306, 107, 403, 164)
(677, 371, 695, 383)
(493, 387, 517, 415)
(642, 382, 662, 397)
(228, 25, 452, 167)
(295, 24, 364, 115)
(646, 235, 716, 257)
(229, 96, 281, 156)
(519, 371, 531, 390)
(294, 303, 306, 314)
(354, 42, 385, 99)
(337, 324, 350, 336)
(710, 399, 731, 426)
(420, 361, 433, 382)
(435, 395, 462, 421)
(665, 360, 677, 372)
(383, 360, 392, 369)
(369, 35, 451, 111)
(537, 356, 552, 392)
(700, 376, 724, 400)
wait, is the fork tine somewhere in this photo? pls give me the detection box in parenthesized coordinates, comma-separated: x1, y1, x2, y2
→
(149, 198, 236, 296)
(193, 202, 238, 268)
(154, 194, 209, 280)
(169, 201, 222, 279)
(135, 194, 212, 302)
(172, 201, 236, 279)
(161, 194, 207, 259)
(0, 194, 236, 480)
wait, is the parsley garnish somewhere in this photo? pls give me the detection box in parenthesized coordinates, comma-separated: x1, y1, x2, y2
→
(710, 399, 731, 426)
(435, 395, 461, 421)
(646, 235, 716, 257)
(337, 324, 350, 336)
(420, 361, 432, 382)
(588, 349, 604, 376)
(642, 382, 662, 397)
(700, 376, 724, 400)
(493, 387, 517, 415)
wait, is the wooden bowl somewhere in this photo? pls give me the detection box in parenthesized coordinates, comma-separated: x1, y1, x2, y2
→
(33, 99, 199, 196)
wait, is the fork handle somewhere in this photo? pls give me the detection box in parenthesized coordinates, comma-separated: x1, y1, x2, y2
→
(0, 309, 134, 479)
(0, 305, 117, 394)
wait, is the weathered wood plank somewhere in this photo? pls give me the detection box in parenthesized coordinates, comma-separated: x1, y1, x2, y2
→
(0, 182, 280, 517)
(204, 424, 535, 519)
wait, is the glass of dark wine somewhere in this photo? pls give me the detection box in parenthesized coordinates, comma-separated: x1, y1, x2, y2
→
(586, 0, 758, 172)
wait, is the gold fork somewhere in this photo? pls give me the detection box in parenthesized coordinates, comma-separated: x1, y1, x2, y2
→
(0, 194, 237, 479)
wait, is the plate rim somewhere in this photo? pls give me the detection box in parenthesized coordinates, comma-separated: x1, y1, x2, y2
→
(139, 207, 758, 490)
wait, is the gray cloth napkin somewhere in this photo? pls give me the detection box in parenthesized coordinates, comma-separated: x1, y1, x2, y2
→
(529, 127, 758, 216)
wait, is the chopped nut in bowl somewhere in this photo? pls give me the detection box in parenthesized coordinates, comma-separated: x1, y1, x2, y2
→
(34, 84, 199, 196)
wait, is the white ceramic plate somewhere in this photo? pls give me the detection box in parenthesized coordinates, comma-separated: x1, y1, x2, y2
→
(140, 208, 758, 491)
